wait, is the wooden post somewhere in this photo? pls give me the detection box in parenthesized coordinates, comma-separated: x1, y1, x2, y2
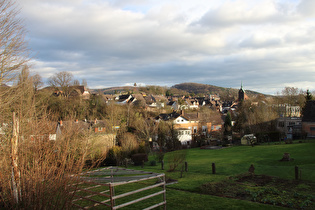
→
(180, 166, 184, 178)
(295, 166, 299, 180)
(109, 184, 115, 209)
(163, 175, 166, 210)
(11, 112, 21, 204)
(161, 160, 164, 170)
(185, 161, 188, 172)
(212, 163, 216, 174)
(125, 159, 128, 168)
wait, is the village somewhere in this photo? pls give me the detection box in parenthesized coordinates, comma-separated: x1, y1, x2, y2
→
(1, 0, 315, 208)
(3, 78, 310, 155)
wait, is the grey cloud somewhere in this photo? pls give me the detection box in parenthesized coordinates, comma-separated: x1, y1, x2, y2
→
(297, 0, 315, 17)
(17, 0, 315, 95)
(239, 36, 283, 48)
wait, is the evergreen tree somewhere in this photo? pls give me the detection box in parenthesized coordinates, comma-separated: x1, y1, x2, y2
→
(305, 89, 312, 101)
(224, 112, 232, 135)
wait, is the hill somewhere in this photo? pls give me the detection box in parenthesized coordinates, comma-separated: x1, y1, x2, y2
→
(91, 86, 135, 94)
(90, 83, 266, 100)
(172, 83, 265, 99)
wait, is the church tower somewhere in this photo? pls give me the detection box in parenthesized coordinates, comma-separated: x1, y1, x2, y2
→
(238, 82, 245, 101)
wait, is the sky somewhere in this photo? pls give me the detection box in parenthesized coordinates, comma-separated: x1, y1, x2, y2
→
(17, 0, 315, 95)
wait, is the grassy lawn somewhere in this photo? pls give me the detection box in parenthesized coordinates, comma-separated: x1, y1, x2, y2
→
(78, 141, 315, 209)
(126, 140, 315, 209)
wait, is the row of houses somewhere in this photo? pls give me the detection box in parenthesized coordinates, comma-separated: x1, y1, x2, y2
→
(155, 110, 222, 145)
(104, 92, 224, 111)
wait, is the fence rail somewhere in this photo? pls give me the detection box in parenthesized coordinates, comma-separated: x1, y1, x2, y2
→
(72, 167, 166, 209)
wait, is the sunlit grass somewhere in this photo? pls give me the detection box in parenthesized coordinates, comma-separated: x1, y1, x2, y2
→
(124, 141, 315, 209)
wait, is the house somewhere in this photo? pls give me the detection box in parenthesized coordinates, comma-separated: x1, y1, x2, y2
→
(277, 104, 301, 118)
(302, 100, 315, 138)
(155, 111, 212, 145)
(276, 117, 302, 140)
(91, 119, 106, 133)
(56, 119, 90, 140)
(115, 94, 133, 104)
(145, 95, 165, 109)
(185, 99, 199, 109)
(167, 101, 179, 110)
(69, 85, 90, 99)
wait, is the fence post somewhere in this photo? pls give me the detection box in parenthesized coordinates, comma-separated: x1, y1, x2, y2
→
(161, 160, 164, 170)
(295, 165, 299, 180)
(212, 163, 216, 174)
(185, 161, 188, 172)
(109, 184, 115, 210)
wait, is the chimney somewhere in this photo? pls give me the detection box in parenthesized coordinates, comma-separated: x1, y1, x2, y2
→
(75, 119, 78, 123)
(60, 120, 63, 126)
(94, 118, 97, 124)
(181, 110, 184, 116)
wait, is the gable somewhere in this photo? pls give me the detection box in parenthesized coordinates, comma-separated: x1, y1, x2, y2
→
(174, 116, 189, 124)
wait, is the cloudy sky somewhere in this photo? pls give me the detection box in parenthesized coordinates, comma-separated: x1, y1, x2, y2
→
(18, 0, 315, 95)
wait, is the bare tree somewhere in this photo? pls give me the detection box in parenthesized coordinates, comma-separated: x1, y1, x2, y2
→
(281, 87, 304, 106)
(0, 0, 31, 122)
(73, 79, 80, 86)
(0, 0, 30, 85)
(32, 73, 43, 92)
(81, 79, 88, 87)
(48, 71, 73, 97)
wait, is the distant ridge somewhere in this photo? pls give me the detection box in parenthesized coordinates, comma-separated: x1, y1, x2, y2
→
(172, 83, 264, 98)
(90, 82, 266, 98)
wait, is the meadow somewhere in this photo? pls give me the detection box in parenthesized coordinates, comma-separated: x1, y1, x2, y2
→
(76, 140, 315, 209)
(127, 140, 315, 209)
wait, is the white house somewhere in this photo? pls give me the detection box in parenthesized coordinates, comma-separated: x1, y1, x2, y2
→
(177, 128, 192, 145)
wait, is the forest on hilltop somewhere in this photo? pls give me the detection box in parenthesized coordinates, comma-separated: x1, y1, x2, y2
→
(94, 82, 265, 101)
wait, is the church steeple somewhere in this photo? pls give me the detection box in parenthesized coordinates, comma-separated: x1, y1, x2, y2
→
(238, 82, 245, 101)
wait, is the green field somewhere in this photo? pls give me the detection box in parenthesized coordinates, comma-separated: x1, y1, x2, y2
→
(128, 141, 315, 209)
(79, 141, 315, 209)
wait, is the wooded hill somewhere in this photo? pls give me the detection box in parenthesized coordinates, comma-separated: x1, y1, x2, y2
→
(93, 82, 266, 100)
(172, 83, 264, 98)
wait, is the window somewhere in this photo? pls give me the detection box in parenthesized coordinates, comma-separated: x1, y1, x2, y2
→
(310, 127, 315, 131)
(278, 121, 284, 127)
(98, 127, 103, 131)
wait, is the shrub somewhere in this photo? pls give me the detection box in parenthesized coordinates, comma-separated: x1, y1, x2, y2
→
(105, 146, 123, 166)
(118, 132, 139, 155)
(168, 150, 187, 172)
(150, 160, 157, 166)
(0, 117, 87, 209)
(131, 153, 148, 166)
(154, 151, 165, 163)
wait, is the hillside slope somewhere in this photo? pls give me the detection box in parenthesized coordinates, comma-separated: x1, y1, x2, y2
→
(172, 83, 264, 99)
